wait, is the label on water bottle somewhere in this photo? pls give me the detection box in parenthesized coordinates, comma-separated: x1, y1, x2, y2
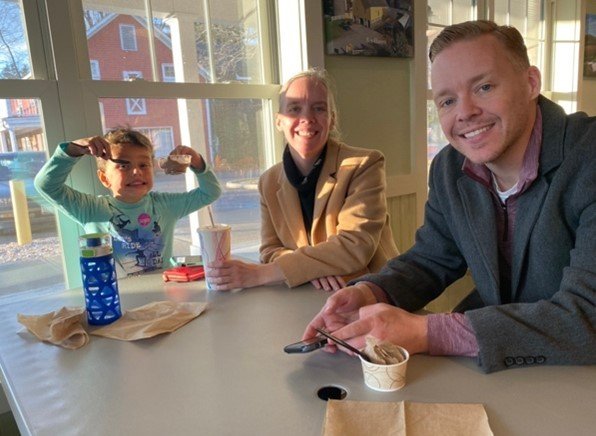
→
(80, 245, 113, 258)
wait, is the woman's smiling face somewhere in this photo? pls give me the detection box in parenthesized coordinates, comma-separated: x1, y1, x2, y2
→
(275, 76, 334, 161)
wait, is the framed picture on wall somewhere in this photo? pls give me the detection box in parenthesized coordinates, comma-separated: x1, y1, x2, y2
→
(585, 14, 596, 78)
(323, 0, 414, 58)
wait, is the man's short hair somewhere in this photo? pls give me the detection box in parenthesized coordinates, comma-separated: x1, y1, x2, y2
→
(429, 20, 530, 71)
(97, 128, 154, 170)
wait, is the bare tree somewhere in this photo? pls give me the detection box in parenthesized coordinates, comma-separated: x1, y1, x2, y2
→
(0, 1, 30, 79)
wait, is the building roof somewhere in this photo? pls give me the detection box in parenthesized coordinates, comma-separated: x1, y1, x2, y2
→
(86, 12, 172, 49)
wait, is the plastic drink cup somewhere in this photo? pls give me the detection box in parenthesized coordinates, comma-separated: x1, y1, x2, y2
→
(358, 346, 410, 392)
(197, 224, 231, 290)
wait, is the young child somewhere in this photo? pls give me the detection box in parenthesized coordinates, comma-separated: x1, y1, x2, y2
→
(35, 128, 221, 275)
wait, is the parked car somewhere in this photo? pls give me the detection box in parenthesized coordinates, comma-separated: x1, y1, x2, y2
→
(0, 151, 56, 236)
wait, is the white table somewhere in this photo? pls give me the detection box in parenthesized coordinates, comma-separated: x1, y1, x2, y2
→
(0, 273, 594, 435)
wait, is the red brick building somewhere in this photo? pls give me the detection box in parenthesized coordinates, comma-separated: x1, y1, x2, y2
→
(87, 13, 181, 156)
(1, 13, 183, 157)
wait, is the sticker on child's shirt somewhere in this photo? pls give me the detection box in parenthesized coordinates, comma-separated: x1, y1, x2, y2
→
(138, 213, 151, 227)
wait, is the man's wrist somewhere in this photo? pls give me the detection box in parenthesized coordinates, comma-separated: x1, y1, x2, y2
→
(357, 281, 389, 304)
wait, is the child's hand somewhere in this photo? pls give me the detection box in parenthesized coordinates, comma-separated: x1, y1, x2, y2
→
(67, 136, 112, 159)
(170, 145, 205, 172)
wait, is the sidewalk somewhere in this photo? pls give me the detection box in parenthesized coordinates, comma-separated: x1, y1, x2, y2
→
(0, 256, 64, 298)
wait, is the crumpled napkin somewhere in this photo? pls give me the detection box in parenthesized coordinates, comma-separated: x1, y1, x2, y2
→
(323, 400, 493, 436)
(17, 307, 89, 350)
(91, 301, 206, 341)
(17, 301, 207, 349)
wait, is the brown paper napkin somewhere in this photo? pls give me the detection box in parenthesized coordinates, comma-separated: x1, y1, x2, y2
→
(323, 400, 493, 436)
(17, 301, 207, 349)
(17, 307, 89, 350)
(90, 301, 207, 341)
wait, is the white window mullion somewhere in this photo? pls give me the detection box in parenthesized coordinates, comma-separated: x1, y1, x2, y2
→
(143, 0, 159, 81)
(201, 0, 216, 83)
(20, 0, 50, 80)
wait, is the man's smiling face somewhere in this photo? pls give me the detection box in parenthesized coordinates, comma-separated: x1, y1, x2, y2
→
(431, 34, 541, 168)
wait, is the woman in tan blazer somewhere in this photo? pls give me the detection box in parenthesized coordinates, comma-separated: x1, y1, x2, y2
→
(207, 68, 398, 291)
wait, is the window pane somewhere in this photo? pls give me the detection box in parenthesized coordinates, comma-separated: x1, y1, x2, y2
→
(83, 5, 155, 81)
(527, 0, 545, 36)
(99, 97, 266, 254)
(510, 0, 527, 32)
(526, 38, 544, 71)
(426, 100, 448, 172)
(494, 0, 508, 25)
(452, 0, 474, 24)
(0, 98, 63, 297)
(206, 0, 264, 83)
(84, 1, 266, 84)
(426, 25, 443, 89)
(153, 0, 264, 84)
(428, 0, 451, 25)
(0, 0, 32, 79)
(552, 42, 579, 93)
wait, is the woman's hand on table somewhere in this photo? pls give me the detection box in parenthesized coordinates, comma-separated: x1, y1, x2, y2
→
(311, 275, 346, 292)
(205, 259, 284, 291)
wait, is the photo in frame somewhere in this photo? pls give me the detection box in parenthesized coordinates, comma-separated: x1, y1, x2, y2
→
(584, 14, 596, 77)
(323, 0, 414, 58)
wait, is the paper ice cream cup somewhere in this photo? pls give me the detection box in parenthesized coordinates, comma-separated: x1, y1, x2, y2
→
(197, 224, 231, 290)
(358, 346, 410, 392)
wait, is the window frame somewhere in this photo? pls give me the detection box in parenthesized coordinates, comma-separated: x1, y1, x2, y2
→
(0, 0, 281, 290)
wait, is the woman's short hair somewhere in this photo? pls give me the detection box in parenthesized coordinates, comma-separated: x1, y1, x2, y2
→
(429, 20, 530, 71)
(279, 68, 341, 140)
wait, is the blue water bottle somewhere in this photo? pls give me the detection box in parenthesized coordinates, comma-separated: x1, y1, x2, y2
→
(79, 233, 122, 325)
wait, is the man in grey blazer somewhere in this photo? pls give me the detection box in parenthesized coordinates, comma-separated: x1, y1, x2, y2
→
(303, 20, 595, 373)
